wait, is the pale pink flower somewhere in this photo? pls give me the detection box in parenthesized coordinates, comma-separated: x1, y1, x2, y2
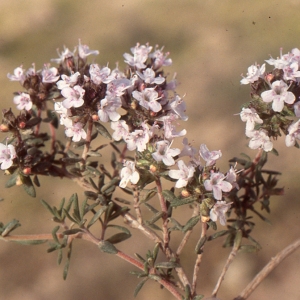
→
(240, 63, 265, 84)
(98, 96, 122, 122)
(119, 160, 140, 188)
(132, 88, 162, 113)
(246, 129, 273, 152)
(210, 201, 233, 226)
(136, 68, 165, 85)
(240, 107, 263, 131)
(51, 46, 75, 64)
(199, 144, 222, 167)
(0, 143, 16, 170)
(65, 122, 87, 142)
(285, 120, 300, 147)
(78, 39, 99, 59)
(261, 80, 295, 112)
(7, 66, 26, 84)
(152, 140, 180, 166)
(56, 72, 80, 90)
(168, 160, 195, 188)
(61, 85, 85, 108)
(204, 172, 232, 200)
(111, 120, 129, 141)
(13, 93, 32, 111)
(41, 64, 60, 83)
(123, 43, 152, 69)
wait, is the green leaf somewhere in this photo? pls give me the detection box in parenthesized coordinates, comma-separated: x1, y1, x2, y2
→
(207, 230, 229, 241)
(62, 228, 83, 235)
(134, 253, 146, 263)
(21, 175, 36, 197)
(13, 239, 47, 245)
(238, 245, 259, 253)
(155, 261, 179, 269)
(1, 219, 21, 236)
(86, 166, 101, 176)
(152, 243, 160, 262)
(183, 216, 200, 233)
(41, 199, 55, 215)
(52, 226, 61, 244)
(192, 295, 204, 300)
(87, 207, 107, 228)
(98, 240, 118, 254)
(143, 203, 159, 214)
(195, 235, 207, 254)
(5, 171, 19, 188)
(114, 197, 131, 205)
(146, 212, 164, 225)
(133, 278, 148, 298)
(94, 122, 112, 140)
(107, 224, 131, 235)
(63, 242, 73, 280)
(106, 232, 131, 244)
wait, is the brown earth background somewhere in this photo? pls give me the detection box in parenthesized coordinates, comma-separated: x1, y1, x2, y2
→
(0, 1, 300, 299)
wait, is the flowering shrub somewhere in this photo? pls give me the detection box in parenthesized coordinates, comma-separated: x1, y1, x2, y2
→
(1, 41, 299, 300)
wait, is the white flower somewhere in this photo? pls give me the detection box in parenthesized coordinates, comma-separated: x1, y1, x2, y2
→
(240, 107, 263, 131)
(132, 88, 162, 113)
(89, 64, 114, 85)
(152, 140, 180, 166)
(240, 63, 265, 84)
(111, 120, 129, 141)
(283, 61, 300, 81)
(78, 39, 99, 59)
(149, 46, 172, 69)
(56, 72, 80, 90)
(0, 143, 16, 170)
(168, 95, 188, 121)
(265, 48, 291, 69)
(261, 80, 295, 112)
(199, 144, 222, 167)
(210, 201, 233, 226)
(136, 68, 165, 85)
(285, 120, 300, 147)
(168, 160, 195, 188)
(13, 93, 32, 111)
(119, 160, 140, 188)
(51, 46, 75, 64)
(125, 123, 152, 152)
(179, 138, 197, 158)
(123, 43, 152, 69)
(204, 172, 232, 200)
(41, 64, 60, 83)
(246, 129, 273, 152)
(7, 66, 26, 84)
(65, 122, 87, 142)
(61, 85, 85, 108)
(98, 96, 122, 122)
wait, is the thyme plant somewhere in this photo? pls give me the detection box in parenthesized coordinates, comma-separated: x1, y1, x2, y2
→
(0, 41, 299, 300)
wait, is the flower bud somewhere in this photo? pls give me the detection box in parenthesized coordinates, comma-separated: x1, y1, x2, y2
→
(201, 215, 210, 223)
(149, 164, 157, 173)
(0, 124, 9, 132)
(18, 121, 26, 129)
(22, 167, 31, 175)
(16, 175, 23, 186)
(92, 114, 99, 121)
(181, 189, 190, 197)
(265, 73, 274, 82)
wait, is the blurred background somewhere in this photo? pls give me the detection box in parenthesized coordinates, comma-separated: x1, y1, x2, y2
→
(0, 0, 300, 299)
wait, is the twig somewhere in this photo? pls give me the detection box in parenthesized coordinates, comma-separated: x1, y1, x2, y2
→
(191, 221, 207, 296)
(212, 230, 242, 297)
(234, 237, 300, 300)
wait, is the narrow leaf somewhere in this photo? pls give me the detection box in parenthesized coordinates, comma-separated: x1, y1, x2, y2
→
(106, 232, 131, 244)
(94, 122, 112, 140)
(183, 216, 200, 233)
(133, 278, 148, 298)
(98, 240, 118, 254)
(155, 261, 179, 269)
(13, 239, 47, 245)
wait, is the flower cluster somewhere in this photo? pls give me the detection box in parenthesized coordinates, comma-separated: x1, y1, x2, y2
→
(3, 41, 238, 226)
(240, 47, 300, 150)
